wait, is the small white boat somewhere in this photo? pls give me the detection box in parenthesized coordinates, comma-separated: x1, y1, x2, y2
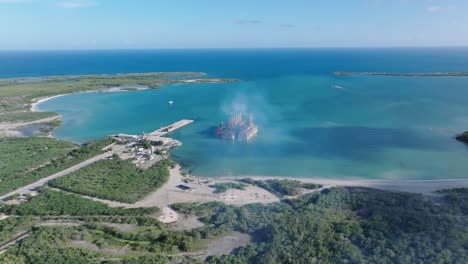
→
(168, 101, 174, 105)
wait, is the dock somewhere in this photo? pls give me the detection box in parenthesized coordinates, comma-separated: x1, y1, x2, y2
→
(149, 119, 194, 137)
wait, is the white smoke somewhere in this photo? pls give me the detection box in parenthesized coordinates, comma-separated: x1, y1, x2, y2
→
(220, 89, 288, 142)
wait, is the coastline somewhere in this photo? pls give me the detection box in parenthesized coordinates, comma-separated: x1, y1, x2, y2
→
(30, 86, 152, 112)
(30, 94, 68, 112)
(29, 92, 468, 195)
(219, 175, 468, 195)
(21, 74, 468, 196)
(0, 116, 61, 138)
(69, 164, 468, 213)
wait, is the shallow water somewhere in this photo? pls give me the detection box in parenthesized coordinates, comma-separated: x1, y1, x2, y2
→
(5, 48, 468, 179)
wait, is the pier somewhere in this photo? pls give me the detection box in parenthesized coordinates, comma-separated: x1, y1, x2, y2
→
(149, 119, 194, 137)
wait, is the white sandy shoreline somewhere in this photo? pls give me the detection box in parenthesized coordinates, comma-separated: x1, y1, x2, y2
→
(218, 175, 468, 195)
(30, 94, 68, 112)
(30, 87, 150, 112)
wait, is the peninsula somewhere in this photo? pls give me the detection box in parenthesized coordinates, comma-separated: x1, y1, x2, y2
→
(0, 72, 238, 137)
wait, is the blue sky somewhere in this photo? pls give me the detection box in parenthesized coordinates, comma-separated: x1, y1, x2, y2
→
(1, 0, 467, 49)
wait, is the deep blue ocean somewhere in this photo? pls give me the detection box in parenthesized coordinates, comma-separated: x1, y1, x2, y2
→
(2, 48, 468, 179)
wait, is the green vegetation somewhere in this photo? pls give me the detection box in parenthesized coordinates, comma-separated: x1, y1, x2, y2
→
(210, 182, 247, 193)
(0, 73, 201, 99)
(0, 188, 187, 263)
(151, 140, 164, 146)
(0, 223, 195, 263)
(240, 178, 317, 196)
(437, 188, 468, 214)
(456, 131, 468, 143)
(1, 190, 158, 216)
(0, 227, 104, 264)
(142, 141, 152, 149)
(0, 216, 33, 245)
(83, 222, 194, 253)
(0, 137, 113, 196)
(49, 158, 171, 203)
(174, 187, 468, 264)
(0, 137, 76, 195)
(0, 137, 76, 176)
(3, 183, 468, 263)
(301, 182, 323, 190)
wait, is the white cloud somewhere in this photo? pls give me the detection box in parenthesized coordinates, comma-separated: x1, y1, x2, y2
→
(57, 0, 98, 8)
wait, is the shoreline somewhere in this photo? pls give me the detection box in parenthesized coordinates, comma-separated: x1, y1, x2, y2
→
(0, 116, 61, 138)
(23, 76, 468, 195)
(63, 165, 468, 212)
(29, 92, 468, 194)
(30, 86, 151, 112)
(30, 94, 68, 112)
(219, 175, 468, 195)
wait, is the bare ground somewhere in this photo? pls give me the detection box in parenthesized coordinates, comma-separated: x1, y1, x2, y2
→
(205, 232, 251, 257)
(36, 220, 84, 227)
(68, 240, 135, 256)
(101, 223, 138, 232)
(75, 165, 279, 209)
(170, 214, 205, 231)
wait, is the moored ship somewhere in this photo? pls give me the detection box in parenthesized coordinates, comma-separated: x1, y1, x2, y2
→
(216, 113, 258, 141)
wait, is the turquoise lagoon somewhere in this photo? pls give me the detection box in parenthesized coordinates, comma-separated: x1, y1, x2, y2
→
(10, 49, 468, 179)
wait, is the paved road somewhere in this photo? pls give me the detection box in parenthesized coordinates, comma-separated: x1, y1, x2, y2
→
(0, 152, 112, 201)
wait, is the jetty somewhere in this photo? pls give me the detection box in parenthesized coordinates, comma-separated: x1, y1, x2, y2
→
(149, 119, 194, 137)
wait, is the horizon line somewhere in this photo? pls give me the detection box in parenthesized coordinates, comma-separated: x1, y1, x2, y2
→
(1, 45, 468, 52)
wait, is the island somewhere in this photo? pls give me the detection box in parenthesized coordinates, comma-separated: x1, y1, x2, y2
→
(334, 71, 468, 77)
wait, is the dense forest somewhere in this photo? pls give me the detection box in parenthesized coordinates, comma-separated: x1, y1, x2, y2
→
(175, 187, 468, 264)
(2, 184, 468, 263)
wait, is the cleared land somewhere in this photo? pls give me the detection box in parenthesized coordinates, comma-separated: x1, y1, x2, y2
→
(49, 158, 171, 203)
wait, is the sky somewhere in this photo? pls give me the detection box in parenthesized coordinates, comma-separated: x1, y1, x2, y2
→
(0, 0, 468, 49)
